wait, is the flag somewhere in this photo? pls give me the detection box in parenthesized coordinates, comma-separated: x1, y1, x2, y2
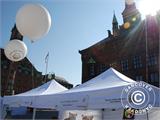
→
(45, 52, 49, 63)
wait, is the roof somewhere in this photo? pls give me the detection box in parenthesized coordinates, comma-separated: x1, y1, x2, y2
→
(15, 80, 68, 96)
(55, 76, 69, 83)
(79, 36, 120, 63)
(62, 68, 135, 93)
(79, 36, 113, 55)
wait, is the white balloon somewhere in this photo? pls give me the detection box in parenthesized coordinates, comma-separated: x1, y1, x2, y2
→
(16, 4, 51, 41)
(4, 40, 28, 62)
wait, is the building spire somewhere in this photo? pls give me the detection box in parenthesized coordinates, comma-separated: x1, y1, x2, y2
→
(112, 11, 119, 37)
(10, 24, 23, 41)
(112, 11, 118, 24)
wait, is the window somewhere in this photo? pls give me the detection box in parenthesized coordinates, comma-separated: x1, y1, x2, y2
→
(150, 73, 159, 83)
(9, 79, 14, 85)
(121, 60, 128, 71)
(7, 83, 11, 90)
(133, 56, 142, 69)
(88, 57, 96, 64)
(135, 75, 143, 81)
(7, 80, 14, 91)
(88, 57, 96, 77)
(99, 64, 106, 73)
(89, 64, 95, 77)
(25, 71, 29, 75)
(148, 54, 157, 66)
(36, 73, 41, 77)
(3, 65, 7, 69)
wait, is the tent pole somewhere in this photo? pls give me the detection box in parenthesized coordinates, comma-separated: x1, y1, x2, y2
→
(102, 109, 104, 120)
(0, 98, 2, 120)
(32, 108, 36, 120)
(146, 110, 149, 120)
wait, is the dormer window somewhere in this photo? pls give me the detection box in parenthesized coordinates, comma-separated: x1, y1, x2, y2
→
(88, 57, 96, 64)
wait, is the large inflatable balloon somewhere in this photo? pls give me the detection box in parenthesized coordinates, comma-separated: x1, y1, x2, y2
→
(4, 40, 28, 62)
(16, 4, 51, 42)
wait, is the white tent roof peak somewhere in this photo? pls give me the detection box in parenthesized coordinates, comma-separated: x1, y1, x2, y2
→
(86, 67, 135, 84)
(108, 67, 135, 83)
(3, 80, 68, 107)
(65, 68, 136, 93)
(15, 79, 68, 96)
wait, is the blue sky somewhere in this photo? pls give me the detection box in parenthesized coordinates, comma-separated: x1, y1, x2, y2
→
(1, 0, 142, 86)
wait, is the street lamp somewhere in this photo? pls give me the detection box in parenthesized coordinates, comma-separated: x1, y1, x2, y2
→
(4, 3, 51, 95)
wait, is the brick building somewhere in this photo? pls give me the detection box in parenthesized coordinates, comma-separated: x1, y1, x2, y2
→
(79, 1, 160, 87)
(1, 25, 73, 96)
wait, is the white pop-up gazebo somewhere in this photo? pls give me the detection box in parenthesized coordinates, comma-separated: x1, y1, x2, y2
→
(3, 79, 68, 107)
(33, 68, 159, 110)
(30, 68, 159, 110)
(4, 68, 160, 110)
(3, 68, 160, 120)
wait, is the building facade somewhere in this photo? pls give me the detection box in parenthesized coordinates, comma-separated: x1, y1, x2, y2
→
(79, 1, 160, 87)
(1, 25, 73, 96)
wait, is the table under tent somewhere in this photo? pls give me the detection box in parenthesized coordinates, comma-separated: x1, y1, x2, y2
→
(3, 68, 160, 120)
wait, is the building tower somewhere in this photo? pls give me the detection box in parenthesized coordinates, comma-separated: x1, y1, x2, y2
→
(4, 25, 23, 95)
(112, 12, 119, 37)
(122, 0, 141, 24)
(10, 24, 23, 40)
